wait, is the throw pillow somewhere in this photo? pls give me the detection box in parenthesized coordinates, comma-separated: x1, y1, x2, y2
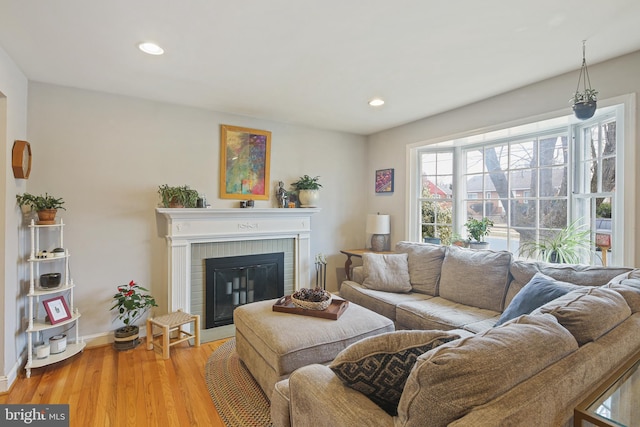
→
(601, 271, 640, 313)
(532, 287, 631, 345)
(495, 272, 579, 326)
(394, 241, 447, 296)
(438, 245, 512, 312)
(329, 330, 459, 416)
(362, 253, 412, 293)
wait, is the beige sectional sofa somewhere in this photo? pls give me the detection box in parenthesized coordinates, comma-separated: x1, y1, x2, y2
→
(271, 241, 640, 426)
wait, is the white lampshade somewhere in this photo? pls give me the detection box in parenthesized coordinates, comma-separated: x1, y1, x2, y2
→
(366, 214, 390, 235)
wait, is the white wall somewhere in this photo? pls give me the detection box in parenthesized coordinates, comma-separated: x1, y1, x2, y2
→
(367, 50, 640, 267)
(26, 82, 367, 344)
(0, 45, 28, 391)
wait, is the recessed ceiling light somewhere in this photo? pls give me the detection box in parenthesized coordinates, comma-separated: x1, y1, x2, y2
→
(368, 98, 385, 107)
(138, 42, 164, 56)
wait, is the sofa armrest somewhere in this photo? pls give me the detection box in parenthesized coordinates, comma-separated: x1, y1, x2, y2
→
(288, 364, 394, 427)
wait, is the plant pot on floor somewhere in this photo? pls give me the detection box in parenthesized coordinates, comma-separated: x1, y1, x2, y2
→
(113, 325, 140, 351)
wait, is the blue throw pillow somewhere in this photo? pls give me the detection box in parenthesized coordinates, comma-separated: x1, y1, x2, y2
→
(495, 272, 579, 326)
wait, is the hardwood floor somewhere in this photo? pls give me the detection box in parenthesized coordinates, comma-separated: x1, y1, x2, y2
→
(0, 339, 229, 427)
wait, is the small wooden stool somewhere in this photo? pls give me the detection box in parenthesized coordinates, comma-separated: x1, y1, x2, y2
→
(146, 310, 200, 359)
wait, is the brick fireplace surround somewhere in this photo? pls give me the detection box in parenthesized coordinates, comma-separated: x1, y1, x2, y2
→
(156, 208, 320, 316)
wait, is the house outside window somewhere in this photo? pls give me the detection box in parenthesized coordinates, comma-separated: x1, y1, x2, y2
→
(413, 103, 628, 265)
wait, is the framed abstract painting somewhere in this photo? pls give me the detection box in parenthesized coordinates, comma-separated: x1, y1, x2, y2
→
(220, 125, 272, 200)
(375, 168, 394, 193)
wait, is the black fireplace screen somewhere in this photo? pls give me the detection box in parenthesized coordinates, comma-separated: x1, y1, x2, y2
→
(205, 252, 284, 328)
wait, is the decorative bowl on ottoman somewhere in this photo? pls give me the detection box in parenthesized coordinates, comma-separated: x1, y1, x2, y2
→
(291, 287, 332, 310)
(40, 273, 62, 289)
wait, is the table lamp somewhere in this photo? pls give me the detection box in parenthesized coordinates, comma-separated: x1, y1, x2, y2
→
(366, 214, 390, 252)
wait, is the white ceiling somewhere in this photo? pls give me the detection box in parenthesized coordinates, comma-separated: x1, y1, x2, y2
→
(1, 1, 640, 135)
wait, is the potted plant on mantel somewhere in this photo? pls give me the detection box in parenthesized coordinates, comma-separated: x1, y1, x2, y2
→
(464, 217, 493, 249)
(291, 175, 322, 208)
(158, 184, 199, 208)
(110, 280, 158, 351)
(518, 219, 591, 264)
(16, 192, 66, 225)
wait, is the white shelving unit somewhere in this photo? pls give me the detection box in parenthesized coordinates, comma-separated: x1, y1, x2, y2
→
(25, 218, 85, 378)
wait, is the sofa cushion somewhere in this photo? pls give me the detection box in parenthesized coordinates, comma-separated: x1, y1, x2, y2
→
(330, 330, 459, 416)
(532, 287, 631, 345)
(601, 271, 640, 313)
(362, 253, 412, 293)
(396, 297, 499, 332)
(396, 314, 578, 427)
(495, 272, 579, 326)
(340, 281, 432, 321)
(505, 261, 632, 308)
(395, 241, 447, 296)
(439, 246, 512, 312)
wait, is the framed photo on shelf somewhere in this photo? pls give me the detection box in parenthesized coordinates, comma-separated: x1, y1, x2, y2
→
(43, 296, 71, 325)
(219, 124, 272, 200)
(375, 168, 394, 193)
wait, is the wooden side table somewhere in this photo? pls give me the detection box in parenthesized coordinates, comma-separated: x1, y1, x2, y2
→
(340, 248, 394, 281)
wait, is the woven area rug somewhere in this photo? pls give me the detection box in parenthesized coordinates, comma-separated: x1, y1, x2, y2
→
(205, 338, 272, 427)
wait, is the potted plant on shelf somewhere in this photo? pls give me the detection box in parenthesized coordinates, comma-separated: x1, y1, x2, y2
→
(518, 219, 591, 264)
(16, 192, 66, 225)
(464, 217, 494, 249)
(110, 280, 158, 351)
(291, 175, 322, 208)
(158, 184, 199, 208)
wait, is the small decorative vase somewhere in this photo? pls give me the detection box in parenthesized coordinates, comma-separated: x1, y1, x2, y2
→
(298, 190, 319, 208)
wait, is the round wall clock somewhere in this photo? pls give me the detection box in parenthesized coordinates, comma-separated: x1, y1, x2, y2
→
(12, 140, 32, 179)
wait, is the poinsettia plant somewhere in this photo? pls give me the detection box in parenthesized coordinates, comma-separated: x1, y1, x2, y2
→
(110, 280, 158, 326)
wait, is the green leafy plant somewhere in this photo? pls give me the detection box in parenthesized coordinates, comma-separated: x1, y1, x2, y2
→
(464, 217, 493, 242)
(569, 88, 598, 105)
(596, 202, 611, 218)
(290, 175, 322, 190)
(16, 192, 66, 211)
(110, 280, 158, 326)
(158, 184, 199, 208)
(518, 219, 592, 264)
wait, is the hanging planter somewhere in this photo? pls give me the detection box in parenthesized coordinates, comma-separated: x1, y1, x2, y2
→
(570, 41, 598, 120)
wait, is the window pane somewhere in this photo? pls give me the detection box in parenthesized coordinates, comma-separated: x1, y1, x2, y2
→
(466, 150, 484, 174)
(510, 169, 536, 198)
(539, 136, 567, 167)
(539, 167, 567, 197)
(540, 199, 567, 229)
(512, 200, 536, 228)
(510, 140, 534, 169)
(485, 144, 508, 172)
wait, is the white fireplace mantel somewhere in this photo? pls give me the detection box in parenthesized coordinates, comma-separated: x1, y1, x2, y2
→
(156, 208, 320, 312)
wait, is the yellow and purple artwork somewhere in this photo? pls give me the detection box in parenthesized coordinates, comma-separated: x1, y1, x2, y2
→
(220, 125, 271, 200)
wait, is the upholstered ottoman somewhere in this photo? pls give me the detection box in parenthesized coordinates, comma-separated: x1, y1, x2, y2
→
(234, 298, 394, 396)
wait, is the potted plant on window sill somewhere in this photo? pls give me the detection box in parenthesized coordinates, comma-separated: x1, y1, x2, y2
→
(110, 280, 158, 351)
(291, 175, 322, 208)
(518, 219, 591, 264)
(16, 192, 66, 225)
(158, 184, 199, 208)
(464, 217, 493, 249)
